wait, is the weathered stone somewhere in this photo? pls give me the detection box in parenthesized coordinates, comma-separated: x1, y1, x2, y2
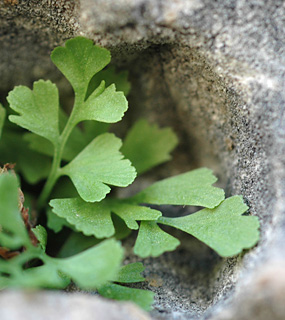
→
(0, 1, 78, 92)
(0, 290, 150, 320)
(208, 261, 285, 320)
(0, 0, 284, 319)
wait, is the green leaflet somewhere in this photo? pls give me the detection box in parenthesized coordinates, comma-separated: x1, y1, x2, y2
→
(82, 121, 110, 143)
(0, 103, 5, 139)
(50, 198, 115, 238)
(133, 168, 225, 208)
(111, 214, 133, 240)
(24, 108, 88, 161)
(86, 66, 131, 99)
(55, 218, 129, 258)
(76, 83, 128, 124)
(52, 239, 124, 289)
(49, 197, 161, 238)
(24, 128, 85, 163)
(134, 221, 180, 258)
(32, 225, 48, 251)
(100, 262, 155, 309)
(0, 174, 30, 249)
(51, 38, 128, 127)
(25, 121, 110, 162)
(113, 262, 145, 283)
(51, 37, 110, 94)
(24, 133, 57, 159)
(0, 173, 124, 291)
(110, 201, 161, 230)
(8, 80, 60, 146)
(50, 168, 224, 240)
(61, 133, 137, 202)
(3, 263, 69, 289)
(25, 65, 129, 160)
(121, 119, 178, 175)
(158, 196, 260, 257)
(50, 167, 226, 257)
(47, 209, 74, 233)
(0, 261, 69, 289)
(98, 283, 155, 311)
(31, 117, 177, 177)
(18, 148, 51, 184)
(22, 266, 70, 289)
(0, 130, 51, 184)
(1, 239, 123, 291)
(24, 134, 54, 158)
(57, 232, 100, 258)
(50, 168, 258, 258)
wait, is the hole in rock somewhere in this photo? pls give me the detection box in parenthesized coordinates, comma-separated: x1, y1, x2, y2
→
(116, 44, 240, 319)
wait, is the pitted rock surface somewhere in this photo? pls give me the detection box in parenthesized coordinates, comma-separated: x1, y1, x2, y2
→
(1, 1, 284, 319)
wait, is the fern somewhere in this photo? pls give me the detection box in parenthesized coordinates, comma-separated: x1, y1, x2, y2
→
(0, 37, 260, 310)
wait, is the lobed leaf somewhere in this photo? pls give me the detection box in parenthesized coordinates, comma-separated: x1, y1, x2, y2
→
(111, 214, 132, 240)
(14, 265, 69, 289)
(121, 119, 178, 175)
(132, 168, 225, 208)
(0, 103, 5, 139)
(86, 66, 131, 99)
(76, 84, 128, 124)
(0, 174, 30, 249)
(134, 221, 180, 258)
(0, 130, 51, 184)
(49, 198, 115, 238)
(24, 134, 54, 158)
(1, 239, 124, 291)
(110, 200, 162, 230)
(98, 283, 155, 311)
(32, 225, 48, 251)
(53, 239, 123, 289)
(25, 121, 111, 162)
(158, 196, 260, 257)
(47, 208, 74, 233)
(51, 37, 110, 94)
(113, 262, 145, 283)
(0, 172, 125, 292)
(82, 121, 110, 143)
(61, 133, 136, 202)
(0, 262, 13, 288)
(24, 108, 88, 161)
(57, 232, 100, 258)
(18, 147, 51, 184)
(8, 80, 60, 146)
(50, 197, 161, 238)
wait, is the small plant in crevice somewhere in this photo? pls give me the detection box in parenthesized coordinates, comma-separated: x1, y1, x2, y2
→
(0, 37, 260, 311)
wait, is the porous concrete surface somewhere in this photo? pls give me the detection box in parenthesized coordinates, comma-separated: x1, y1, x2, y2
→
(0, 290, 150, 320)
(1, 0, 285, 319)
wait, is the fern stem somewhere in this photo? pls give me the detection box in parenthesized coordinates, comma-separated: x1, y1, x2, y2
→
(37, 90, 85, 209)
(37, 144, 61, 209)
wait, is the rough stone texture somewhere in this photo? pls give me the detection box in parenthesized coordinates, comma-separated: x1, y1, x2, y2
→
(0, 1, 78, 90)
(208, 261, 285, 320)
(0, 290, 150, 320)
(1, 0, 285, 319)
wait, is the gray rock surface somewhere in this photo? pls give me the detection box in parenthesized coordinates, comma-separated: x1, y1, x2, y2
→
(1, 0, 285, 319)
(0, 290, 150, 320)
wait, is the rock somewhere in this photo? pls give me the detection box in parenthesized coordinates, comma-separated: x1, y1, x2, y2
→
(0, 290, 150, 320)
(0, 1, 78, 91)
(208, 261, 285, 320)
(0, 0, 284, 319)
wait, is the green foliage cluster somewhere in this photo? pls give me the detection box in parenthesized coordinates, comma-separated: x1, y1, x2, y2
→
(0, 37, 260, 310)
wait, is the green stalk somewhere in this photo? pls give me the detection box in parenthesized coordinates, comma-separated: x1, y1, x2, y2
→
(38, 90, 85, 209)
